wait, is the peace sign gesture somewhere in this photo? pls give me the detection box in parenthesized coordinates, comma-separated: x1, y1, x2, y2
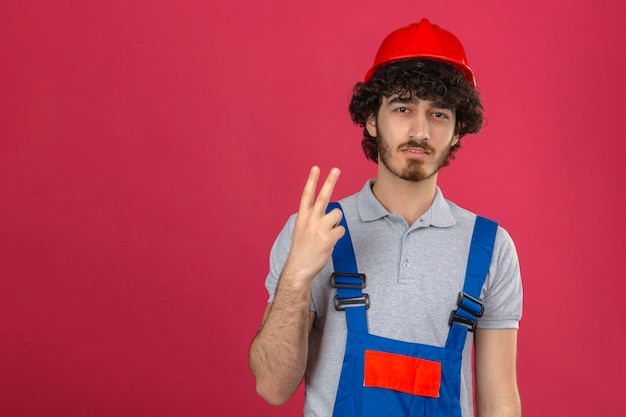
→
(283, 166, 345, 284)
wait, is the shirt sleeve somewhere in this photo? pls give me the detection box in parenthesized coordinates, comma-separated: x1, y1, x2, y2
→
(264, 214, 296, 303)
(478, 226, 523, 329)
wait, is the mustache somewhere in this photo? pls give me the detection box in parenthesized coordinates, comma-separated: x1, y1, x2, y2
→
(399, 140, 434, 153)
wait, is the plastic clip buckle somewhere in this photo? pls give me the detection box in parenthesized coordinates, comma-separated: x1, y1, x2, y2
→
(334, 294, 370, 311)
(330, 272, 366, 289)
(456, 292, 484, 317)
(448, 310, 478, 332)
(448, 292, 484, 332)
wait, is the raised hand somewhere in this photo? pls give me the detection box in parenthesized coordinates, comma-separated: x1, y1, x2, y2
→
(249, 166, 344, 405)
(283, 166, 345, 282)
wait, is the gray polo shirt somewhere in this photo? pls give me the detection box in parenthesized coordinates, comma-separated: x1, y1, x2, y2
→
(265, 180, 523, 417)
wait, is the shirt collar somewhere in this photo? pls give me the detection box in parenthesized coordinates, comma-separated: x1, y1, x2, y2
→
(356, 179, 456, 228)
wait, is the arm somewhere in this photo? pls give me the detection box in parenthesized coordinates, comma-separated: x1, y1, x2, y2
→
(474, 328, 521, 417)
(249, 301, 315, 405)
(249, 166, 345, 406)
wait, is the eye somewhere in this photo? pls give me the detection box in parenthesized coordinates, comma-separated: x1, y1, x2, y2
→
(395, 106, 410, 113)
(432, 111, 448, 119)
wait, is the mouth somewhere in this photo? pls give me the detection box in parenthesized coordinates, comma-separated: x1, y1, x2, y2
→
(400, 143, 431, 159)
(404, 146, 430, 155)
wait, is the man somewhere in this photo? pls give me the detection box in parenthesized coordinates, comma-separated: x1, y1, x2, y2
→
(249, 19, 522, 417)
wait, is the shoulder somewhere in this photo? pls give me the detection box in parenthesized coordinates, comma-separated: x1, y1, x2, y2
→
(327, 183, 371, 223)
(445, 198, 487, 226)
(445, 199, 515, 245)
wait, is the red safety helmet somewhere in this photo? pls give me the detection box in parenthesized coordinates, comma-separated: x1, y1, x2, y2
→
(364, 19, 476, 87)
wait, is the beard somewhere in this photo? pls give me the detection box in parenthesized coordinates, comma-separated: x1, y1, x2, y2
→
(377, 129, 451, 183)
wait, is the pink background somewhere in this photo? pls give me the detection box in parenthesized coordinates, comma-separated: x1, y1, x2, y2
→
(1, 1, 625, 416)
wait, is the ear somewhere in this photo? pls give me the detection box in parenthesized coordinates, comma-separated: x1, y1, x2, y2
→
(366, 114, 377, 137)
(451, 121, 461, 147)
(451, 134, 459, 148)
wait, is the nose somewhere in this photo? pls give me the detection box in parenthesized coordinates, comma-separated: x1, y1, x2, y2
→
(409, 111, 430, 142)
(409, 111, 429, 141)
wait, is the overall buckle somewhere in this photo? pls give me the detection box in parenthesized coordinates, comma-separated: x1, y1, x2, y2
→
(330, 272, 366, 289)
(456, 292, 484, 317)
(334, 294, 370, 311)
(448, 292, 484, 332)
(331, 272, 369, 310)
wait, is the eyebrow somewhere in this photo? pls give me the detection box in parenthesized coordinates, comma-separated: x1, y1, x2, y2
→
(387, 96, 419, 106)
(386, 95, 453, 110)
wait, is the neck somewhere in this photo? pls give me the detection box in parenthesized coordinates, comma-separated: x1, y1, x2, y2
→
(372, 167, 438, 227)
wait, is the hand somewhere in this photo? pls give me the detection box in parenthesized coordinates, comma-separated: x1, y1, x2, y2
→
(283, 166, 345, 282)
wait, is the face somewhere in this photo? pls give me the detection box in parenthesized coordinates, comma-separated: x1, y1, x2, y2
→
(367, 94, 459, 183)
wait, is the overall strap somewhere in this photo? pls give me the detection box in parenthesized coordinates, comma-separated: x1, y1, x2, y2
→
(327, 202, 368, 333)
(445, 216, 498, 351)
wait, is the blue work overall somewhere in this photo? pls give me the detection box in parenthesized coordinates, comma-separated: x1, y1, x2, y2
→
(326, 202, 497, 417)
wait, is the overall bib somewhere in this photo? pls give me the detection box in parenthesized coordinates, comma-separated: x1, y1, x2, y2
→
(326, 202, 497, 417)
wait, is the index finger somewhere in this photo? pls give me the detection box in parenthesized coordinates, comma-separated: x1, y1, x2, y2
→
(297, 166, 321, 213)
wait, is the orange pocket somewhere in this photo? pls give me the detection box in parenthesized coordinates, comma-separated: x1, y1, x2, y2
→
(363, 350, 441, 398)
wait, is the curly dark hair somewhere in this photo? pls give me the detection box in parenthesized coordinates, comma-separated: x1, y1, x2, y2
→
(349, 59, 484, 165)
